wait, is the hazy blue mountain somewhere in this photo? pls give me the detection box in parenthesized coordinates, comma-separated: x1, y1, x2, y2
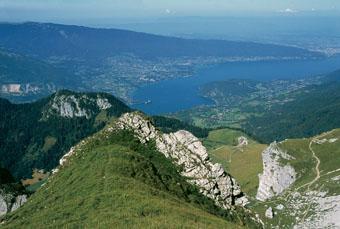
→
(0, 22, 323, 103)
(0, 22, 319, 61)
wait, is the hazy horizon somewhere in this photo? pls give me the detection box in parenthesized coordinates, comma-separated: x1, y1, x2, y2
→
(0, 1, 339, 53)
(0, 0, 339, 25)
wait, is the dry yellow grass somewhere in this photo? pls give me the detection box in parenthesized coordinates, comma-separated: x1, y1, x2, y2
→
(21, 169, 49, 186)
(204, 128, 267, 197)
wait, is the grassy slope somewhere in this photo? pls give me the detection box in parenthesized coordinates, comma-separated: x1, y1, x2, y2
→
(200, 126, 340, 228)
(2, 126, 258, 228)
(0, 90, 211, 180)
(278, 129, 340, 191)
(203, 128, 267, 197)
(250, 129, 340, 228)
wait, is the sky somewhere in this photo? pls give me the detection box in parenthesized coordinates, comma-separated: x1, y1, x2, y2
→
(0, 0, 339, 23)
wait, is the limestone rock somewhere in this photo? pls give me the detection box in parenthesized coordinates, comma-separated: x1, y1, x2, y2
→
(265, 207, 274, 219)
(42, 93, 113, 119)
(60, 146, 76, 166)
(59, 140, 87, 167)
(96, 98, 112, 110)
(256, 142, 296, 201)
(0, 195, 8, 216)
(0, 192, 27, 216)
(238, 136, 248, 146)
(276, 204, 284, 210)
(115, 112, 249, 209)
(11, 195, 27, 212)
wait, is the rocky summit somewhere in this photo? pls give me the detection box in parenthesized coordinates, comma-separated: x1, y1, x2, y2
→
(42, 91, 113, 119)
(114, 112, 249, 209)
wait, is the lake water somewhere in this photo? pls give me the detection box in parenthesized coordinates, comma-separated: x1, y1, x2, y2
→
(132, 55, 340, 115)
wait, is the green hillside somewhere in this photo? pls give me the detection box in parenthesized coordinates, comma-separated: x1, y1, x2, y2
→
(0, 91, 211, 181)
(0, 90, 131, 179)
(219, 128, 340, 228)
(200, 127, 340, 228)
(175, 69, 340, 144)
(1, 124, 259, 228)
(244, 78, 340, 142)
(203, 128, 267, 197)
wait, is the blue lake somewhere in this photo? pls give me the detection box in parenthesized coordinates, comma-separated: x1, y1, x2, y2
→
(132, 56, 340, 115)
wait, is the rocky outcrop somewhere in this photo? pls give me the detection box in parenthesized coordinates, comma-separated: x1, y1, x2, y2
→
(0, 191, 27, 216)
(265, 207, 274, 219)
(293, 193, 340, 228)
(114, 112, 248, 209)
(9, 195, 27, 212)
(57, 139, 87, 169)
(256, 142, 296, 201)
(237, 136, 248, 147)
(42, 93, 112, 119)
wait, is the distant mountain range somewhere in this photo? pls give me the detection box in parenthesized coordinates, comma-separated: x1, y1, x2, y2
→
(0, 22, 319, 60)
(0, 22, 322, 103)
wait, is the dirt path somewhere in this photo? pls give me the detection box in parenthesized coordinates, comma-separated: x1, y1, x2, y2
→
(211, 146, 224, 152)
(295, 130, 334, 192)
(323, 168, 340, 176)
(294, 137, 321, 192)
(306, 138, 321, 191)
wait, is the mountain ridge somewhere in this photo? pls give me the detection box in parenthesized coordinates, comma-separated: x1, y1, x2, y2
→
(1, 112, 261, 228)
(0, 90, 131, 179)
(0, 22, 319, 60)
(0, 90, 210, 180)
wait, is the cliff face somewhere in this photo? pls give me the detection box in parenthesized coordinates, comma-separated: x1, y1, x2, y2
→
(114, 112, 248, 209)
(0, 190, 27, 217)
(42, 93, 113, 119)
(256, 142, 296, 201)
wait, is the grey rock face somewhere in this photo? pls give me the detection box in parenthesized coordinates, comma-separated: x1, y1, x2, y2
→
(0, 195, 8, 216)
(0, 192, 27, 216)
(237, 136, 248, 146)
(265, 207, 274, 219)
(276, 204, 284, 210)
(256, 142, 296, 201)
(115, 112, 249, 209)
(42, 94, 112, 119)
(11, 195, 28, 212)
(96, 98, 112, 110)
(293, 193, 340, 228)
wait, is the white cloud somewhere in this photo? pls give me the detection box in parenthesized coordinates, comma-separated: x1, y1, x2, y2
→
(279, 8, 299, 13)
